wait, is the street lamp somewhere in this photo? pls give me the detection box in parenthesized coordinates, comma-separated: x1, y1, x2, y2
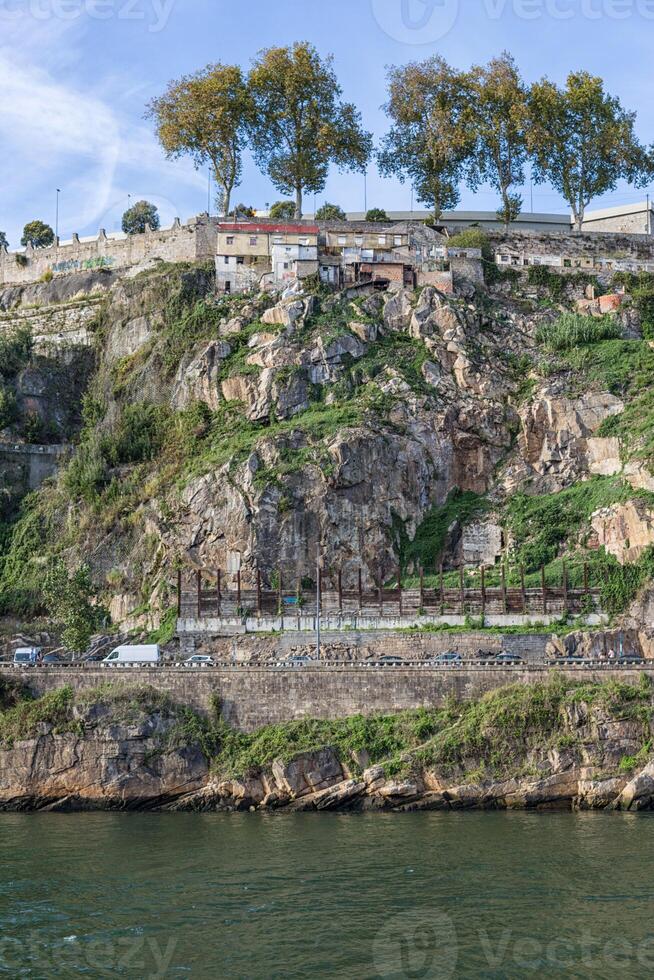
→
(55, 189, 61, 239)
(316, 544, 321, 662)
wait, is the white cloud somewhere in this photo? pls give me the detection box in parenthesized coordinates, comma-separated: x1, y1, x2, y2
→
(0, 13, 204, 242)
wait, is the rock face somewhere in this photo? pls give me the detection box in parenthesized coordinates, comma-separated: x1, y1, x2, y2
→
(0, 699, 207, 811)
(591, 500, 654, 564)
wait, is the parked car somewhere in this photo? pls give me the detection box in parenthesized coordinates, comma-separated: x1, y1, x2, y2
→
(183, 655, 216, 668)
(429, 652, 463, 666)
(494, 653, 524, 665)
(42, 653, 65, 665)
(102, 645, 160, 667)
(377, 655, 409, 667)
(282, 655, 316, 668)
(13, 647, 41, 668)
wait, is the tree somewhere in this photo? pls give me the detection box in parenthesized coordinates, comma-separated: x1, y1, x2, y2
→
(43, 561, 107, 655)
(0, 231, 8, 250)
(122, 200, 160, 235)
(465, 53, 528, 229)
(248, 42, 372, 219)
(528, 72, 654, 230)
(366, 208, 389, 222)
(21, 220, 54, 249)
(315, 202, 346, 221)
(228, 203, 256, 218)
(378, 57, 474, 221)
(269, 200, 296, 220)
(147, 63, 252, 217)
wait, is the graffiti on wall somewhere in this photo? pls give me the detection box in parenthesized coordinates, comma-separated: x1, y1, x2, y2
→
(51, 256, 116, 275)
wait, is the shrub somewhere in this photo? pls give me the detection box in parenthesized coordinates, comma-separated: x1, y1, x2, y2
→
(536, 312, 622, 351)
(0, 385, 18, 430)
(103, 402, 170, 466)
(0, 326, 33, 378)
(43, 561, 108, 654)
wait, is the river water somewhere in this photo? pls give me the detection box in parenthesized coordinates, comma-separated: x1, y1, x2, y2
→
(1, 811, 653, 978)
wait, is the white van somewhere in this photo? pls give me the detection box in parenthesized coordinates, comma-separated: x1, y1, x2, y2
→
(13, 647, 41, 668)
(102, 645, 160, 668)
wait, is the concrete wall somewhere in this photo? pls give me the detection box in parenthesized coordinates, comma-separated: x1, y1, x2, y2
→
(0, 443, 69, 492)
(0, 215, 218, 287)
(4, 665, 652, 732)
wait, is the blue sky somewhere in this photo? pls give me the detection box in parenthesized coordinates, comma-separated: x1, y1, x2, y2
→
(1, 0, 653, 245)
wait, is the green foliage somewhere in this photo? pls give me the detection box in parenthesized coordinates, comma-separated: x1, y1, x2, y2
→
(0, 385, 18, 430)
(269, 200, 296, 220)
(104, 402, 170, 466)
(612, 271, 654, 340)
(248, 41, 372, 216)
(569, 339, 654, 470)
(315, 202, 346, 221)
(505, 477, 644, 571)
(0, 687, 75, 747)
(365, 208, 389, 222)
(527, 264, 566, 300)
(146, 607, 178, 645)
(21, 220, 54, 249)
(536, 312, 621, 350)
(43, 561, 108, 653)
(147, 63, 252, 217)
(0, 327, 33, 378)
(121, 200, 160, 235)
(527, 71, 654, 229)
(399, 490, 488, 573)
(599, 549, 654, 616)
(0, 231, 8, 249)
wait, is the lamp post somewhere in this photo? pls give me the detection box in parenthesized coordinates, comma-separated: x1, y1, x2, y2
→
(55, 188, 61, 238)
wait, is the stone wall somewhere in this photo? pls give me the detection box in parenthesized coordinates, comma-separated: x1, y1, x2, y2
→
(0, 215, 218, 287)
(4, 665, 652, 732)
(488, 229, 654, 263)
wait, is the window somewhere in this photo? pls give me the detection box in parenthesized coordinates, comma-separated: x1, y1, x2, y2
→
(273, 237, 283, 244)
(354, 236, 363, 247)
(300, 237, 309, 245)
(378, 235, 386, 245)
(283, 262, 289, 270)
(237, 256, 244, 265)
(226, 236, 234, 245)
(249, 236, 257, 246)
(224, 256, 230, 264)
(338, 235, 347, 246)
(225, 282, 231, 293)
(394, 236, 402, 246)
(499, 255, 510, 264)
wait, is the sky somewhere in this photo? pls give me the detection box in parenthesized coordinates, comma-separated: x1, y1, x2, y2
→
(1, 0, 654, 246)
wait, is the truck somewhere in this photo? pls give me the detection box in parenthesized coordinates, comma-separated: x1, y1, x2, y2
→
(13, 647, 42, 667)
(101, 645, 161, 668)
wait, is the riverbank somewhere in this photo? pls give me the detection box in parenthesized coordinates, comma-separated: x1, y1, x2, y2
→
(1, 676, 654, 812)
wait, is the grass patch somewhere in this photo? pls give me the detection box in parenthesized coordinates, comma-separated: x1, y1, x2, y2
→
(536, 313, 621, 351)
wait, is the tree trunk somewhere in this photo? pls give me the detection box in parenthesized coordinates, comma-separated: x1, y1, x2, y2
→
(295, 186, 303, 220)
(221, 187, 231, 218)
(572, 202, 584, 232)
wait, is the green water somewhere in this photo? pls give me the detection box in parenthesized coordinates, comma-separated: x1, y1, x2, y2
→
(1, 811, 653, 978)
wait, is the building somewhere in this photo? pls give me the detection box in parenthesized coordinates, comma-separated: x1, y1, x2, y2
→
(580, 201, 654, 235)
(215, 222, 319, 293)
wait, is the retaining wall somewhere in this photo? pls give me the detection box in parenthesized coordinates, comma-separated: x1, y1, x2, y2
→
(3, 665, 651, 732)
(0, 215, 218, 287)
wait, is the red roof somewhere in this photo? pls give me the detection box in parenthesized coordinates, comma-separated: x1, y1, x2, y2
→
(218, 223, 319, 235)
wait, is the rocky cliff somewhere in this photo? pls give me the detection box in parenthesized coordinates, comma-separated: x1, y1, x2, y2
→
(0, 250, 652, 632)
(3, 678, 654, 813)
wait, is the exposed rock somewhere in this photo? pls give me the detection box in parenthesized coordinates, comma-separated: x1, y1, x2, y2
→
(171, 339, 232, 410)
(591, 500, 654, 565)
